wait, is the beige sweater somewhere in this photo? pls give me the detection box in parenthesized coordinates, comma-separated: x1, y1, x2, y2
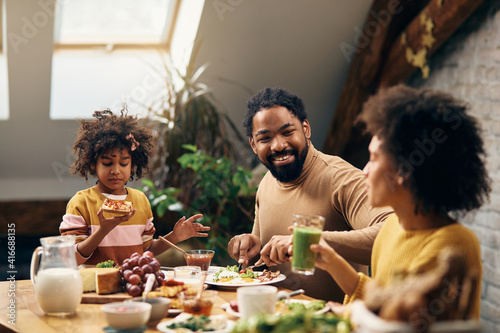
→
(252, 144, 393, 302)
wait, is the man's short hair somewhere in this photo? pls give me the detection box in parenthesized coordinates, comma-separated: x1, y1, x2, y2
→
(243, 87, 308, 137)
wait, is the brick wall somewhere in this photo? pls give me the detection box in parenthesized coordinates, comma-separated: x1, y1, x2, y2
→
(408, 1, 500, 331)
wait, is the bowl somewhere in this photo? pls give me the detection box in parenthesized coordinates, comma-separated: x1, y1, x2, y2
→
(127, 297, 171, 326)
(101, 301, 152, 329)
(180, 290, 218, 315)
(183, 250, 215, 271)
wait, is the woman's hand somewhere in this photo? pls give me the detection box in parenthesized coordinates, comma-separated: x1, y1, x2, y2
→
(170, 214, 209, 243)
(310, 239, 339, 274)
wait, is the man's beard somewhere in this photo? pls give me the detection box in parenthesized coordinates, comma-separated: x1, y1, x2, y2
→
(263, 143, 309, 183)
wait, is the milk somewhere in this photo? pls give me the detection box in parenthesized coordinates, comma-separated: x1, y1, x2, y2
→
(35, 267, 83, 315)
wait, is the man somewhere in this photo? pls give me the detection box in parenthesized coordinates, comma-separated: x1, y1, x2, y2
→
(228, 87, 393, 302)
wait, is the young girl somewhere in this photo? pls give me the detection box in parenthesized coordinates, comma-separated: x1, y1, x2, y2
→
(60, 109, 210, 266)
(308, 85, 490, 320)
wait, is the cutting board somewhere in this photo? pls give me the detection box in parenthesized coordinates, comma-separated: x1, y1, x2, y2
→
(81, 291, 132, 304)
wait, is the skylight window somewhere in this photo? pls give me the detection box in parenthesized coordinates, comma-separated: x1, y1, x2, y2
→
(54, 0, 178, 47)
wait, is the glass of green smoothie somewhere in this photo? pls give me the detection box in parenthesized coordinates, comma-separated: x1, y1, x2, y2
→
(291, 214, 325, 275)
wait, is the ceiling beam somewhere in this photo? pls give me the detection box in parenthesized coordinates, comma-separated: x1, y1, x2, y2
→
(322, 0, 483, 168)
(379, 0, 484, 87)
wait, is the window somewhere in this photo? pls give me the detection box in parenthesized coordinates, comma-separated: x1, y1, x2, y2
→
(53, 0, 179, 48)
(50, 0, 194, 120)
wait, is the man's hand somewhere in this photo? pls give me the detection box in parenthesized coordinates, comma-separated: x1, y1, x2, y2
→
(228, 234, 261, 266)
(259, 235, 292, 266)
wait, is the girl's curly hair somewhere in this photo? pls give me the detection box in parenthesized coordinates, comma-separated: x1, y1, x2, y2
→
(357, 84, 491, 215)
(71, 109, 154, 181)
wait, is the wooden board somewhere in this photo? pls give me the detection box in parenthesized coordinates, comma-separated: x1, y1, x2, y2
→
(81, 291, 131, 304)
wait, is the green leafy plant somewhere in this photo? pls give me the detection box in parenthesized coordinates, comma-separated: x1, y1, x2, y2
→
(142, 145, 257, 264)
(140, 44, 251, 203)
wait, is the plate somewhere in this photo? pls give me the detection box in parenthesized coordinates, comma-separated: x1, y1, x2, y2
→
(205, 272, 286, 289)
(156, 313, 235, 333)
(221, 299, 329, 317)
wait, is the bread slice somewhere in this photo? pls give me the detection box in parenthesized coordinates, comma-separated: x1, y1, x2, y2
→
(80, 267, 122, 295)
(102, 198, 133, 217)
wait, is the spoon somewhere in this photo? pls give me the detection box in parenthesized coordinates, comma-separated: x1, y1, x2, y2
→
(276, 289, 305, 301)
(142, 274, 156, 303)
(159, 235, 187, 255)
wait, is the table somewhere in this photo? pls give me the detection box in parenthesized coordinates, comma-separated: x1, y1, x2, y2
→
(0, 280, 314, 333)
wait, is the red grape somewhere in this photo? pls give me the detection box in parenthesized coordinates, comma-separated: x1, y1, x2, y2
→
(143, 250, 154, 258)
(128, 257, 139, 268)
(122, 269, 133, 281)
(128, 274, 141, 285)
(138, 256, 151, 266)
(150, 260, 160, 272)
(142, 264, 153, 275)
(132, 266, 143, 277)
(128, 284, 141, 297)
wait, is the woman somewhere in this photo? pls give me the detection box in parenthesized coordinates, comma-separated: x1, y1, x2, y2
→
(309, 85, 490, 320)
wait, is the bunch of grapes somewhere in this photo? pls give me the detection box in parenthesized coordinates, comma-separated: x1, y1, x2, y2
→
(120, 251, 165, 297)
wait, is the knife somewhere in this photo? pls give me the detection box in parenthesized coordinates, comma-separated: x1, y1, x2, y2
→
(238, 258, 267, 271)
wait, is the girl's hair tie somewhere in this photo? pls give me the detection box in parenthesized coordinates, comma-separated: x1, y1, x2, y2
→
(126, 133, 140, 151)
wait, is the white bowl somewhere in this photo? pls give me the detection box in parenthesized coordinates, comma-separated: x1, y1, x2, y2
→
(101, 301, 152, 329)
(127, 297, 171, 326)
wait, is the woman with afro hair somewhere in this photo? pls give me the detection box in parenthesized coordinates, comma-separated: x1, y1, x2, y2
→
(60, 109, 209, 266)
(308, 85, 490, 321)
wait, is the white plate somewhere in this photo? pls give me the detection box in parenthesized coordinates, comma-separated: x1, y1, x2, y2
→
(205, 272, 286, 289)
(157, 313, 235, 333)
(221, 299, 328, 317)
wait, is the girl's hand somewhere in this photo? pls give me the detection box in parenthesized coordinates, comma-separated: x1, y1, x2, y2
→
(310, 239, 338, 273)
(97, 207, 136, 234)
(171, 214, 209, 243)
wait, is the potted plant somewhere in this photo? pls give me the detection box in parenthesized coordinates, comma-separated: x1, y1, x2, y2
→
(141, 145, 257, 264)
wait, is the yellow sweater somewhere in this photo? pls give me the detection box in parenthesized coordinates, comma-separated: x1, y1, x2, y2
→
(345, 214, 482, 319)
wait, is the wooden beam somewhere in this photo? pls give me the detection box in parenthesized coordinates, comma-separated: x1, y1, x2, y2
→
(378, 0, 484, 87)
(323, 0, 484, 168)
(322, 0, 428, 166)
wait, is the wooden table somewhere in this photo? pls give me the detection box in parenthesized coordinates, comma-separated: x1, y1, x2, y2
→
(0, 280, 314, 333)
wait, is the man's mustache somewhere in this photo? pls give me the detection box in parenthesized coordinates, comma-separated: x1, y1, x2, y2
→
(268, 149, 296, 160)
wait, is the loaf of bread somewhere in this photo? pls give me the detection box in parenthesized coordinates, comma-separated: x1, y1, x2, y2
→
(80, 267, 123, 295)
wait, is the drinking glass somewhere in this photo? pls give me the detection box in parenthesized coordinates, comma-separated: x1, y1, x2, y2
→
(291, 214, 325, 275)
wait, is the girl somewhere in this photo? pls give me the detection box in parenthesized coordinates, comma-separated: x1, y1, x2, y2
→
(308, 85, 490, 320)
(60, 109, 210, 266)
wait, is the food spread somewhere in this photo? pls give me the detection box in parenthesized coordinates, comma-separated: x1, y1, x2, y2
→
(214, 265, 281, 284)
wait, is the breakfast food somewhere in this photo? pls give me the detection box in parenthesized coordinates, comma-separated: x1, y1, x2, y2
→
(167, 315, 227, 332)
(102, 198, 133, 216)
(119, 251, 165, 297)
(146, 280, 198, 310)
(214, 265, 281, 284)
(79, 267, 123, 295)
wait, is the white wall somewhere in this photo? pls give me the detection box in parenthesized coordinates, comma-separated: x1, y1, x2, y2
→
(0, 0, 372, 201)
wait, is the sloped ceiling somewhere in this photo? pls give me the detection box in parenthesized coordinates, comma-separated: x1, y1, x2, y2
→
(192, 0, 373, 150)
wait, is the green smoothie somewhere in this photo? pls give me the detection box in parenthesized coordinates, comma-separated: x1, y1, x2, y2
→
(292, 226, 322, 274)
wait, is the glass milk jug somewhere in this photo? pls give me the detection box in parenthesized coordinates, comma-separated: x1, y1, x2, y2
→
(30, 235, 83, 316)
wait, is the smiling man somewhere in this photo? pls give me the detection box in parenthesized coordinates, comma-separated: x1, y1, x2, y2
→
(228, 87, 393, 302)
